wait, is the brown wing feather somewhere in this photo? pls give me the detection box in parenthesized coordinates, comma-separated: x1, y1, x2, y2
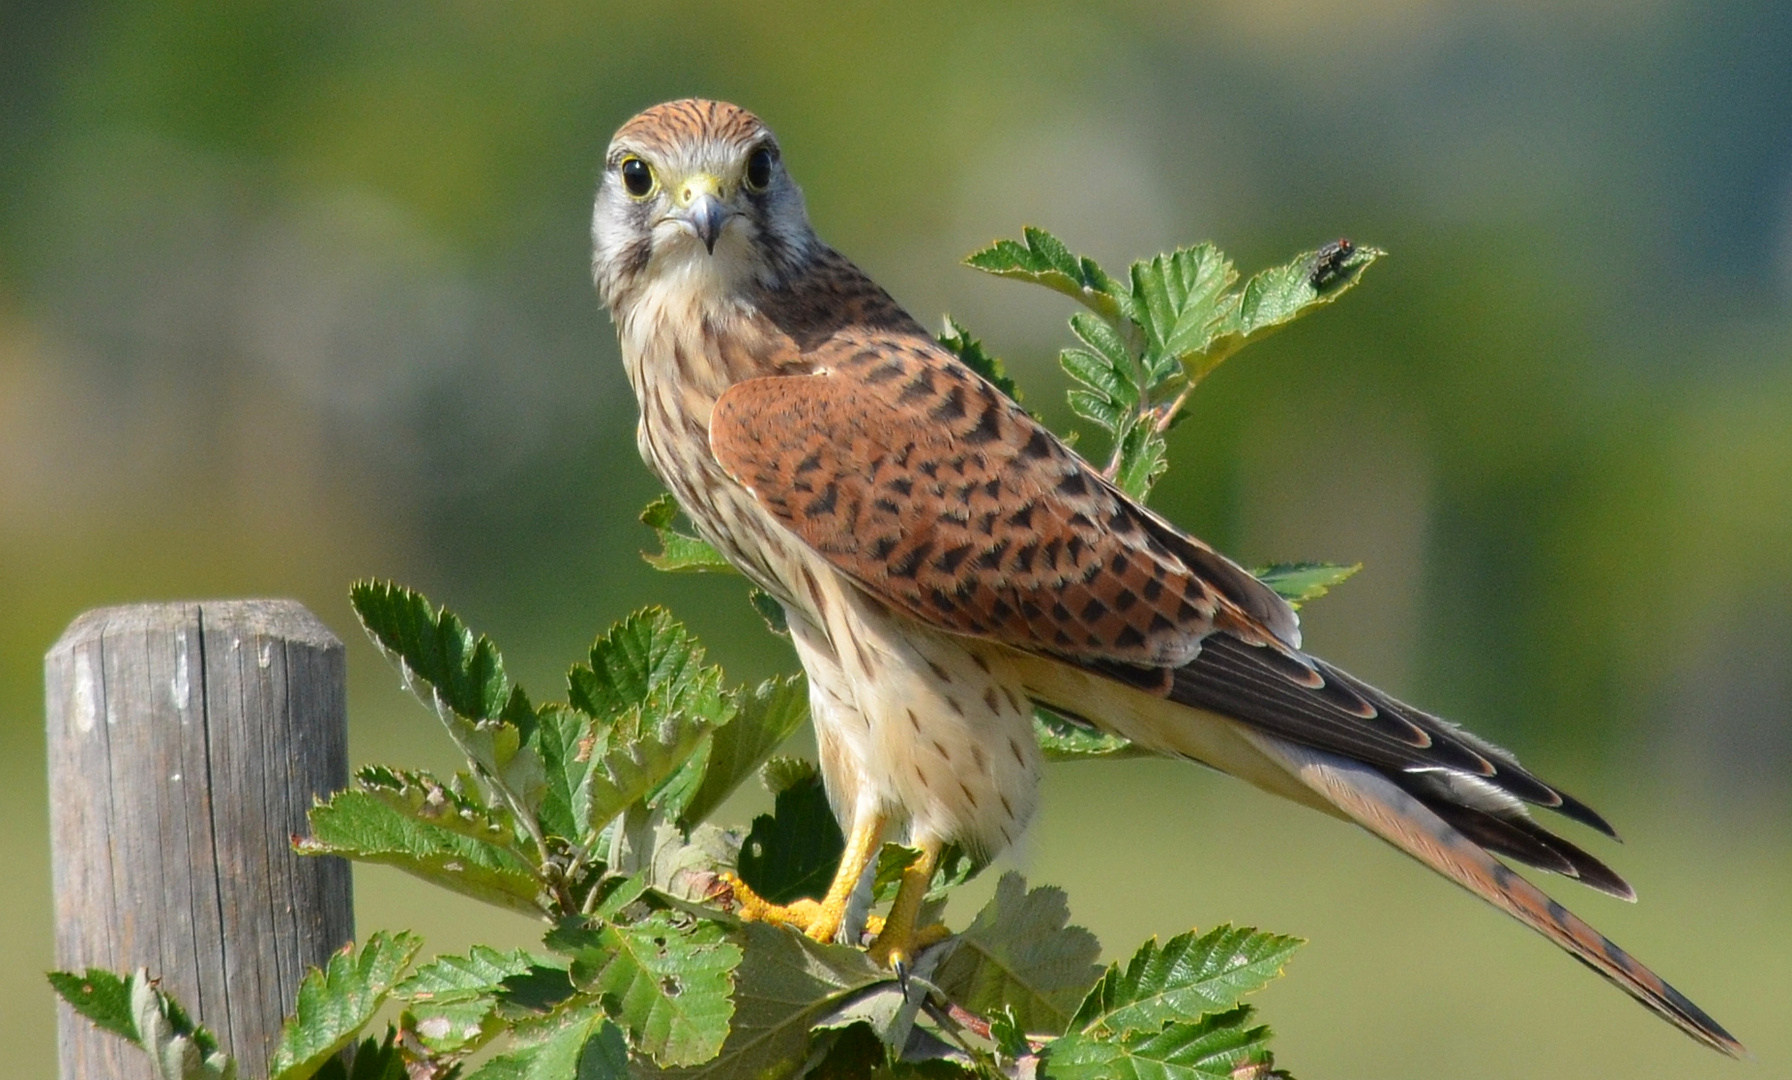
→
(708, 334, 1300, 666)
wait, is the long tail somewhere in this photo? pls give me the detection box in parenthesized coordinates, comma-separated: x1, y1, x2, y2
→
(1014, 643, 1745, 1057)
(1237, 730, 1745, 1057)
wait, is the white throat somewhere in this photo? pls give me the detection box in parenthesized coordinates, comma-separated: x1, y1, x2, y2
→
(616, 242, 760, 407)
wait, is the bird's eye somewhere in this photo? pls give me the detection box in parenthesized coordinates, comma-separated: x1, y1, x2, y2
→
(619, 156, 654, 198)
(744, 147, 774, 192)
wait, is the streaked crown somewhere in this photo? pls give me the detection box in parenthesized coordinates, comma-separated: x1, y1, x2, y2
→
(592, 99, 814, 310)
(610, 99, 771, 168)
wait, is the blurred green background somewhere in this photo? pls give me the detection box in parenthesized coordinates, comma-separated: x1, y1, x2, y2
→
(3, 1, 1789, 1076)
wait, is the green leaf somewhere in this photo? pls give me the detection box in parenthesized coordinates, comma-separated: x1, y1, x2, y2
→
(1191, 242, 1384, 383)
(964, 227, 1127, 323)
(931, 873, 1103, 1036)
(747, 589, 790, 637)
(586, 711, 720, 830)
(680, 674, 809, 827)
(301, 788, 544, 916)
(568, 608, 729, 725)
(989, 1006, 1032, 1063)
(1043, 1005, 1273, 1080)
(1111, 422, 1169, 503)
(269, 932, 423, 1080)
(466, 1005, 630, 1080)
(802, 1023, 889, 1079)
(350, 581, 543, 810)
(654, 923, 888, 1080)
(939, 316, 1022, 404)
(392, 946, 543, 1055)
(399, 945, 538, 998)
(564, 609, 734, 827)
(498, 963, 581, 1017)
(1251, 562, 1361, 609)
(1128, 244, 1236, 370)
(870, 842, 920, 903)
(1068, 926, 1301, 1037)
(48, 968, 137, 1042)
(758, 756, 818, 796)
(530, 704, 601, 844)
(735, 771, 845, 905)
(1060, 312, 1138, 435)
(645, 821, 746, 905)
(867, 841, 979, 910)
(807, 982, 915, 1048)
(534, 696, 715, 846)
(589, 872, 652, 922)
(310, 1030, 407, 1080)
(547, 912, 742, 1067)
(653, 740, 714, 826)
(350, 765, 529, 852)
(929, 843, 980, 898)
(124, 970, 236, 1080)
(1033, 709, 1145, 761)
(641, 495, 738, 574)
(351, 580, 513, 727)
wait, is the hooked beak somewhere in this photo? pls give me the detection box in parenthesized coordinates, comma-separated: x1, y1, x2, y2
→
(673, 174, 731, 254)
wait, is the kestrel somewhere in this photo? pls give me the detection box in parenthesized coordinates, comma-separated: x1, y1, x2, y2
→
(591, 99, 1740, 1055)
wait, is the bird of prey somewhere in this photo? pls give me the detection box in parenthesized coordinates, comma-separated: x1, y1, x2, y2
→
(590, 98, 1740, 1056)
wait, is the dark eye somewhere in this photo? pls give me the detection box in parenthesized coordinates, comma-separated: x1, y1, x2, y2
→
(744, 147, 774, 192)
(619, 156, 654, 197)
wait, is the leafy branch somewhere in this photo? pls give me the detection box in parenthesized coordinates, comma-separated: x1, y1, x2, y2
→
(53, 228, 1379, 1079)
(963, 228, 1381, 502)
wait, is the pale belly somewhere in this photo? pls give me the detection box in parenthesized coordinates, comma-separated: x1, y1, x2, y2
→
(636, 401, 1043, 858)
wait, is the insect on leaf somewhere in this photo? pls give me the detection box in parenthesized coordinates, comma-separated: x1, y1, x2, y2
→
(1190, 241, 1385, 383)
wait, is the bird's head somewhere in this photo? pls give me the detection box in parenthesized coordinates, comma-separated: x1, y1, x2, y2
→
(592, 99, 815, 312)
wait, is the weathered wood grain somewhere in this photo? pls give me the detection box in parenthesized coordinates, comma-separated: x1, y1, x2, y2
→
(46, 601, 353, 1079)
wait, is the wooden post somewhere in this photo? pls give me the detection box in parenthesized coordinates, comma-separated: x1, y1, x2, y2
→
(46, 601, 354, 1080)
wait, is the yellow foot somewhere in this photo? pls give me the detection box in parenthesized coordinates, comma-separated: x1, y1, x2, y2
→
(868, 839, 948, 969)
(717, 873, 845, 942)
(865, 919, 953, 969)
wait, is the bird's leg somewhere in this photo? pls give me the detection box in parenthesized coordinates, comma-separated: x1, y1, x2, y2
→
(721, 806, 885, 943)
(866, 837, 952, 969)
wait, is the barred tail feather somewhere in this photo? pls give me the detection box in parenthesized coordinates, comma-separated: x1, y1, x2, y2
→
(1240, 731, 1745, 1057)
